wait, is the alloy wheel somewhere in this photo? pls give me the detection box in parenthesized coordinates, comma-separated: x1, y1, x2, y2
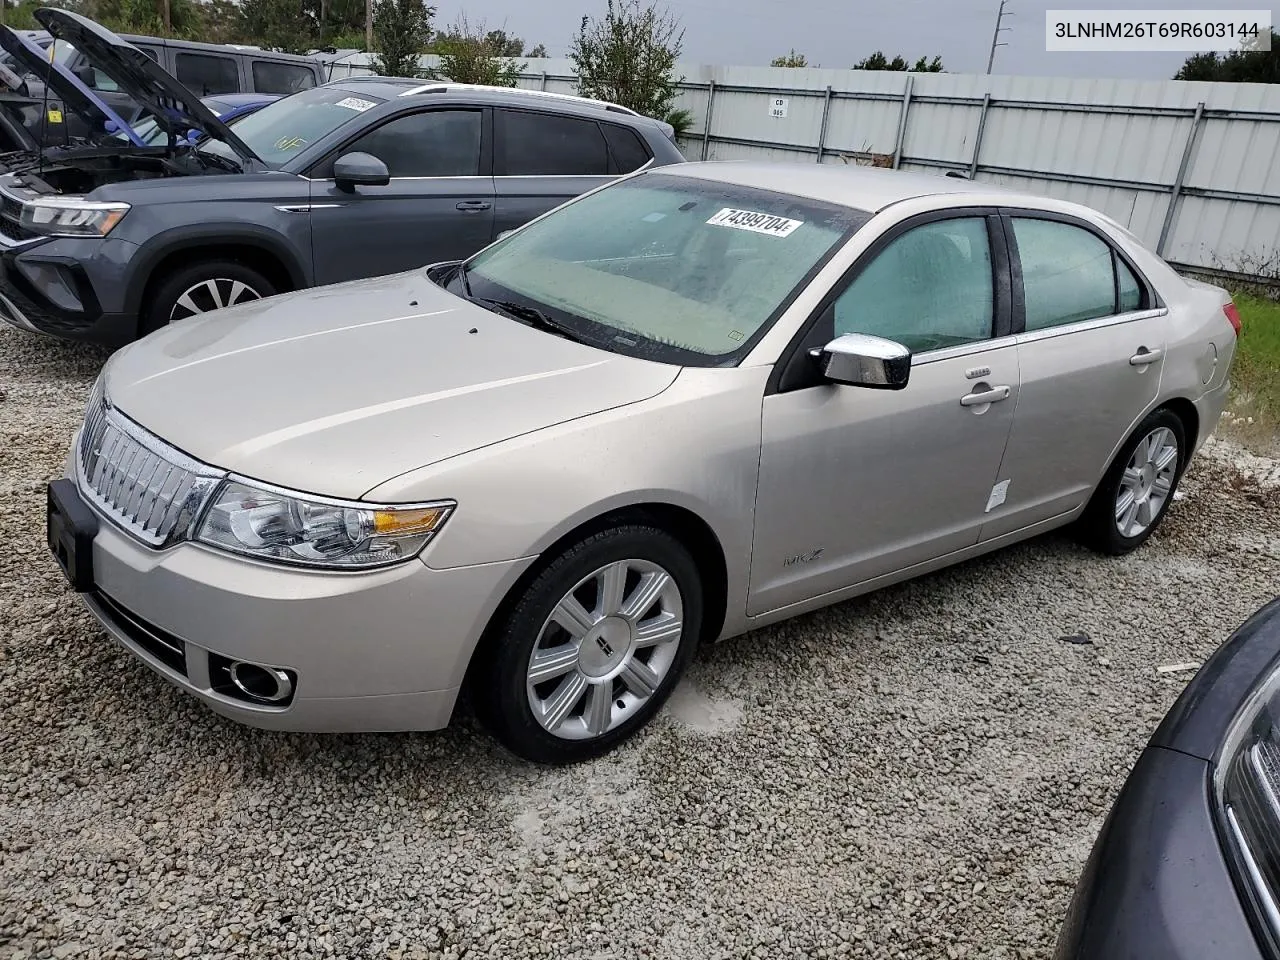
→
(1115, 426, 1179, 538)
(169, 278, 262, 321)
(526, 558, 684, 741)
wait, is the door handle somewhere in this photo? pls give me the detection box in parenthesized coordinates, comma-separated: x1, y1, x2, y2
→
(456, 200, 492, 212)
(960, 385, 1011, 407)
(1129, 347, 1164, 366)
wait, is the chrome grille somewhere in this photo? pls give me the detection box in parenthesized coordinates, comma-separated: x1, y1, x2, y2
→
(76, 393, 224, 547)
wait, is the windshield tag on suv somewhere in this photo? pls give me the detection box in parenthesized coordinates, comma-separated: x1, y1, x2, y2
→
(706, 208, 803, 238)
(335, 97, 377, 111)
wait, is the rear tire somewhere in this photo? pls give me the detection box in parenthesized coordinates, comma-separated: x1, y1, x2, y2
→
(1076, 408, 1187, 556)
(142, 260, 275, 336)
(475, 525, 703, 764)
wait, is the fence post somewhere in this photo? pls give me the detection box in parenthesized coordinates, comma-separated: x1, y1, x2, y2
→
(892, 74, 914, 170)
(540, 71, 548, 91)
(1157, 101, 1205, 257)
(968, 92, 991, 178)
(700, 80, 717, 161)
(816, 85, 834, 164)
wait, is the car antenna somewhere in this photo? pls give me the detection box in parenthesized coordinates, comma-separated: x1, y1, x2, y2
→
(37, 37, 55, 179)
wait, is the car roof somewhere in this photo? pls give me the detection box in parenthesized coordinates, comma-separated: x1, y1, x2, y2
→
(650, 161, 1029, 213)
(205, 92, 280, 108)
(323, 76, 669, 131)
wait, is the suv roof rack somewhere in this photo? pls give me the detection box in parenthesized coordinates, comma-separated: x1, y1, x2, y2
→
(398, 82, 640, 117)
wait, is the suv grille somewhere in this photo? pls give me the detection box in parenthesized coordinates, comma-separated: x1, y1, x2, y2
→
(76, 391, 224, 547)
(0, 191, 34, 243)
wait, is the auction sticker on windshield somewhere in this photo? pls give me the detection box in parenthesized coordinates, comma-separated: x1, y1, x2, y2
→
(706, 208, 804, 237)
(335, 97, 377, 111)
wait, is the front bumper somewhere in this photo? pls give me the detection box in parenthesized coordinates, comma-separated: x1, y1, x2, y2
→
(74, 484, 535, 733)
(0, 235, 139, 346)
(1053, 745, 1264, 959)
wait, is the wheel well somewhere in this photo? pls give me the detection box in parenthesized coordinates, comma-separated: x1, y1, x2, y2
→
(1160, 397, 1200, 454)
(140, 243, 296, 315)
(462, 503, 730, 689)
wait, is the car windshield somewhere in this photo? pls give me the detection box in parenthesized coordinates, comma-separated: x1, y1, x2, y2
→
(460, 174, 867, 366)
(198, 86, 384, 166)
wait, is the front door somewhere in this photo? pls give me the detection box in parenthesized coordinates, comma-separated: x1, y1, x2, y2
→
(309, 107, 496, 284)
(749, 213, 1019, 616)
(980, 213, 1168, 539)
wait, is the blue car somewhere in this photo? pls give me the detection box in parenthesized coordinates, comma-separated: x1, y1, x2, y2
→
(110, 92, 281, 145)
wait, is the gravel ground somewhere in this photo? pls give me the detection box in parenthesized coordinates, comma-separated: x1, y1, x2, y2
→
(2, 322, 1279, 960)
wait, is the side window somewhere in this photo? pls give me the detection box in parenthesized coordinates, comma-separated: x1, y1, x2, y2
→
(175, 53, 239, 96)
(602, 123, 651, 174)
(341, 110, 481, 177)
(71, 53, 119, 92)
(252, 61, 317, 94)
(496, 110, 609, 176)
(833, 217, 995, 354)
(1012, 218, 1118, 330)
(1118, 257, 1143, 312)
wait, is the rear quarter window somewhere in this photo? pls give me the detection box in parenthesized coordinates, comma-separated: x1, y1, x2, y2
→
(602, 123, 651, 174)
(252, 61, 317, 95)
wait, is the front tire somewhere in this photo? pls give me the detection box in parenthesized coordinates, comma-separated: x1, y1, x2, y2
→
(142, 260, 275, 336)
(1077, 409, 1187, 556)
(475, 525, 703, 764)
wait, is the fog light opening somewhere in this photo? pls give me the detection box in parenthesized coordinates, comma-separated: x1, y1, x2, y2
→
(228, 661, 294, 703)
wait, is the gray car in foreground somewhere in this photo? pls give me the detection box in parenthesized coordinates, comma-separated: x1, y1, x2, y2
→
(0, 10, 683, 347)
(47, 161, 1240, 763)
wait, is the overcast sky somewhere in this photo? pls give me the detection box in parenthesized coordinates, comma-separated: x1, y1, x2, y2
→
(430, 0, 1264, 79)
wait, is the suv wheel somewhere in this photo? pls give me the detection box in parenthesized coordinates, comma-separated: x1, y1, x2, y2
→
(144, 260, 276, 334)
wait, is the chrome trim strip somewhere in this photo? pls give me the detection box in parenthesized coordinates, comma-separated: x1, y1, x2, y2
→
(910, 308, 1169, 366)
(1226, 803, 1280, 936)
(1015, 308, 1169, 347)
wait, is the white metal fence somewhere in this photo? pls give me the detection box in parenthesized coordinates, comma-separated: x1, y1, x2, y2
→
(324, 54, 1280, 281)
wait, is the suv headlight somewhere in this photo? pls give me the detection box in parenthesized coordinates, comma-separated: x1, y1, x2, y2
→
(21, 198, 130, 237)
(195, 479, 454, 570)
(1217, 661, 1280, 944)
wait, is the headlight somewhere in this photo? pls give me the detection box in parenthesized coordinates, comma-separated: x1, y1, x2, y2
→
(1217, 661, 1280, 943)
(195, 479, 454, 570)
(20, 198, 130, 237)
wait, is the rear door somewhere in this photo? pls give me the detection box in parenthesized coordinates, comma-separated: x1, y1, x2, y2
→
(979, 211, 1168, 540)
(308, 107, 495, 283)
(492, 108, 616, 236)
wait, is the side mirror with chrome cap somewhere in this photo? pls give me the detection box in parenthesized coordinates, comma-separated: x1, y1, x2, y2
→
(333, 151, 390, 191)
(809, 333, 912, 390)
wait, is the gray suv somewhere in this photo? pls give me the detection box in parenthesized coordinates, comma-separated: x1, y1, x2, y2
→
(0, 11, 684, 346)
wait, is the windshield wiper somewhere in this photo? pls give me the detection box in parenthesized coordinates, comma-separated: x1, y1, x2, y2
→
(195, 149, 242, 174)
(472, 296, 593, 344)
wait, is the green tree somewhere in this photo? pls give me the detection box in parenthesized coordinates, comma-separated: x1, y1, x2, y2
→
(853, 51, 944, 72)
(77, 0, 205, 37)
(433, 15, 524, 86)
(569, 0, 684, 123)
(236, 0, 316, 52)
(770, 49, 811, 67)
(527, 43, 548, 58)
(369, 0, 433, 77)
(1174, 31, 1279, 82)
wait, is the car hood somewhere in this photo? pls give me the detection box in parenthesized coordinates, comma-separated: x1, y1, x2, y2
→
(0, 22, 143, 146)
(34, 8, 261, 164)
(103, 271, 681, 500)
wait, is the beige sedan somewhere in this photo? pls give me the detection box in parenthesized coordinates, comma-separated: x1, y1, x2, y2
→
(47, 161, 1240, 763)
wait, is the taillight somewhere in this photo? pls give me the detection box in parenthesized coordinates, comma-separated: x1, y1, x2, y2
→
(1224, 302, 1242, 337)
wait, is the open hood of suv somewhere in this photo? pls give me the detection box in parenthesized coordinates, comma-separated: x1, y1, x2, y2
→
(0, 23, 144, 146)
(34, 8, 263, 165)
